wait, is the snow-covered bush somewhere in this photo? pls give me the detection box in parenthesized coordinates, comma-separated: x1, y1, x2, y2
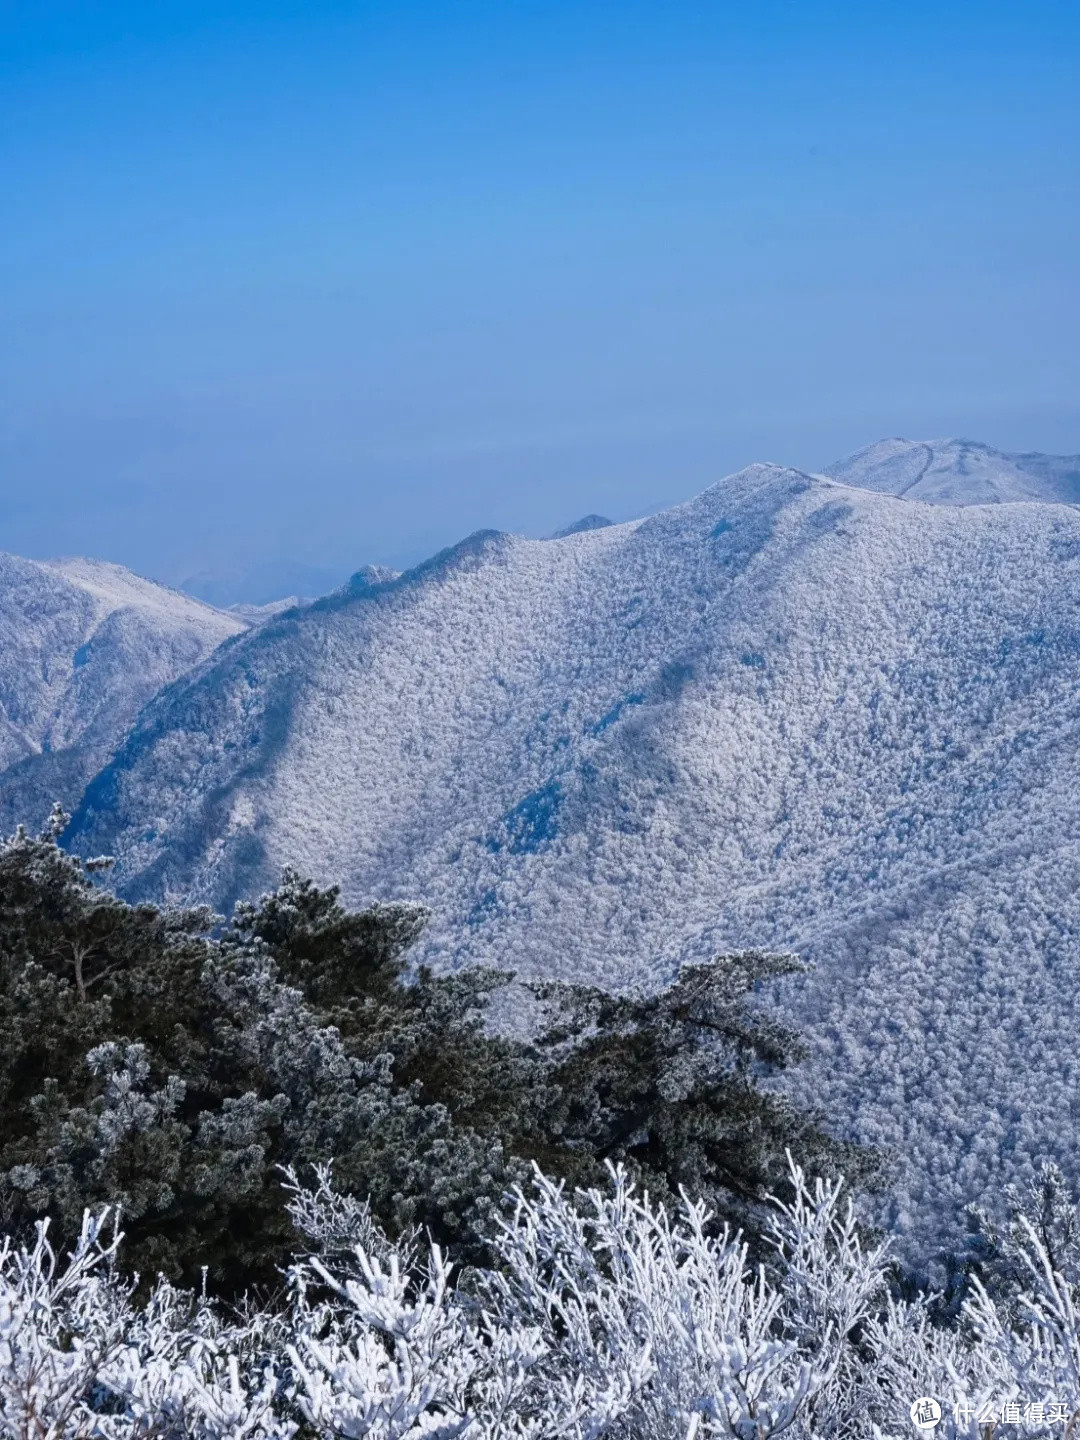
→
(5, 1162, 1080, 1438)
(0, 1208, 292, 1438)
(480, 1162, 884, 1438)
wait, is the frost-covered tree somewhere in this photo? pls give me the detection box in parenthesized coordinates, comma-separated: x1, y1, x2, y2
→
(10, 1159, 1080, 1438)
(0, 1207, 293, 1438)
(0, 816, 869, 1295)
(232, 871, 872, 1246)
(525, 958, 876, 1241)
(0, 819, 484, 1292)
(924, 1161, 1080, 1327)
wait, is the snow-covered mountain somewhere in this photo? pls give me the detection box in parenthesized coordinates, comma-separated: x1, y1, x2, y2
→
(59, 440, 1080, 1251)
(0, 555, 245, 834)
(824, 436, 1080, 505)
(548, 514, 615, 538)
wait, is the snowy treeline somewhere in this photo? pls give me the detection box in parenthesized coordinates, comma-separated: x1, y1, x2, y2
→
(5, 1160, 1080, 1439)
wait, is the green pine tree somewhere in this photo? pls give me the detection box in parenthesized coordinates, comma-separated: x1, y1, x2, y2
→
(0, 811, 874, 1295)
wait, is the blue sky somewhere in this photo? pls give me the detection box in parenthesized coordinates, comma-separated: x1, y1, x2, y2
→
(2, 0, 1078, 594)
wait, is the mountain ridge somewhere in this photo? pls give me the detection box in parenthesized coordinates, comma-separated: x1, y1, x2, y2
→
(823, 436, 1080, 505)
(0, 553, 245, 835)
(14, 436, 1080, 1253)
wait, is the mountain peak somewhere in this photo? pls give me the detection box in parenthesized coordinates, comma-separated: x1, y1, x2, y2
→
(824, 437, 1080, 506)
(341, 564, 400, 595)
(548, 514, 615, 539)
(0, 553, 244, 836)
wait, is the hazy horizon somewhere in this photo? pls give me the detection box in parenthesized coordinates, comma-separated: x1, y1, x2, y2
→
(3, 1, 1078, 590)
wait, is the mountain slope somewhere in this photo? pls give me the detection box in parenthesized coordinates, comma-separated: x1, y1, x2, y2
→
(824, 436, 1080, 505)
(0, 555, 245, 833)
(66, 453, 1080, 1252)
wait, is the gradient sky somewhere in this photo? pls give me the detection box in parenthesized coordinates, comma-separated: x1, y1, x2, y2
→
(2, 0, 1078, 594)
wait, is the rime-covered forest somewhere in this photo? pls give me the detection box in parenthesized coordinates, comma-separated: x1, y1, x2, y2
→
(60, 444, 1080, 1260)
(8, 446, 1080, 1436)
(4, 814, 1080, 1437)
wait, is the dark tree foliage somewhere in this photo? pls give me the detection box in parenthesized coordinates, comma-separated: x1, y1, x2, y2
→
(527, 960, 876, 1230)
(0, 809, 873, 1297)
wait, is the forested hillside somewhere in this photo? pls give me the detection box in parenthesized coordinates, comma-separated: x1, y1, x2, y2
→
(61, 444, 1080, 1254)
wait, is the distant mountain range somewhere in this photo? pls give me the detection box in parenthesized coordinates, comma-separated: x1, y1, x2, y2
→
(7, 435, 1080, 1252)
(823, 436, 1080, 505)
(548, 514, 615, 538)
(179, 558, 349, 609)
